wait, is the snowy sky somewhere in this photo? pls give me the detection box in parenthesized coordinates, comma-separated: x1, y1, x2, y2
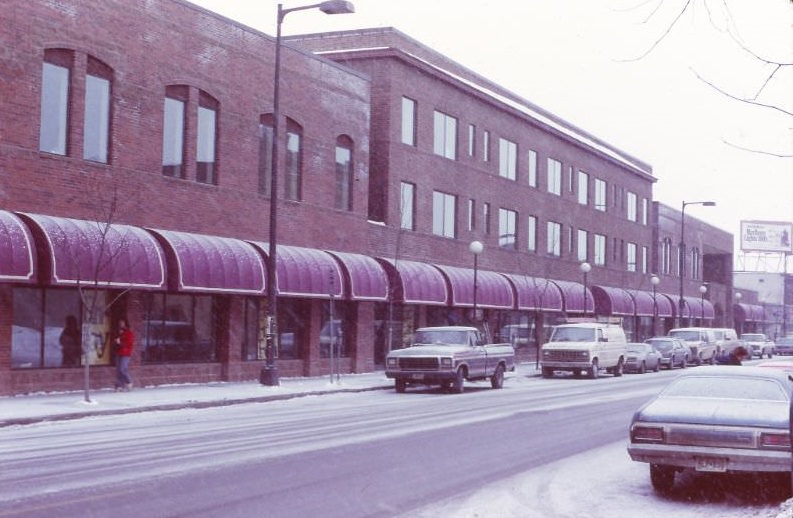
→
(187, 0, 793, 246)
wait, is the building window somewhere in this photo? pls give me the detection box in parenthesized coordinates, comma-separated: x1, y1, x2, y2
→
(432, 191, 456, 238)
(335, 135, 353, 211)
(162, 86, 187, 178)
(468, 199, 475, 231)
(196, 94, 218, 185)
(547, 158, 562, 196)
(40, 59, 71, 155)
(285, 119, 303, 201)
(83, 58, 112, 163)
(568, 166, 575, 192)
(594, 234, 606, 266)
(483, 202, 491, 235)
(468, 124, 476, 157)
(594, 178, 607, 211)
(527, 149, 537, 187)
(498, 138, 517, 180)
(142, 293, 218, 363)
(577, 229, 588, 261)
(627, 242, 637, 272)
(662, 237, 673, 274)
(433, 110, 457, 160)
(400, 182, 415, 230)
(401, 96, 416, 146)
(258, 114, 274, 195)
(527, 215, 537, 252)
(626, 191, 638, 222)
(692, 247, 701, 280)
(642, 198, 649, 225)
(483, 130, 490, 162)
(578, 171, 589, 206)
(499, 208, 517, 249)
(642, 246, 648, 274)
(547, 221, 561, 257)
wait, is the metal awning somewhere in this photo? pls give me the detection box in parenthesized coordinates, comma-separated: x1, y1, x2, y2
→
(0, 211, 36, 283)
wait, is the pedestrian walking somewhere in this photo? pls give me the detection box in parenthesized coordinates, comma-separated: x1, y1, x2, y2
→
(114, 318, 135, 391)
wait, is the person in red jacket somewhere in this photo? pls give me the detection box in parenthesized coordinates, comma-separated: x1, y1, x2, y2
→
(114, 318, 135, 391)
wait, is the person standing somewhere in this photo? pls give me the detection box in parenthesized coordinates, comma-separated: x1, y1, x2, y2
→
(60, 315, 82, 367)
(115, 318, 135, 391)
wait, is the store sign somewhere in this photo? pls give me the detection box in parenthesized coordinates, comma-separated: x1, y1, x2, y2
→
(740, 221, 793, 253)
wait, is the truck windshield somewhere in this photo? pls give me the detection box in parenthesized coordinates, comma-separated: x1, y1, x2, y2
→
(669, 330, 699, 341)
(413, 330, 469, 345)
(550, 327, 595, 342)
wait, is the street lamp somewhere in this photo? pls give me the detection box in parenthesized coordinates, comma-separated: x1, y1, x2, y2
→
(650, 274, 660, 337)
(677, 200, 715, 327)
(580, 262, 591, 317)
(469, 240, 484, 323)
(699, 284, 708, 322)
(261, 0, 355, 387)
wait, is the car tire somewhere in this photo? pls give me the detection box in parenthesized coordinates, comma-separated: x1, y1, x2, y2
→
(395, 378, 407, 393)
(451, 367, 465, 394)
(654, 361, 660, 372)
(490, 364, 505, 389)
(589, 359, 599, 379)
(638, 361, 646, 374)
(613, 358, 624, 377)
(767, 349, 774, 359)
(650, 464, 676, 493)
(542, 367, 554, 378)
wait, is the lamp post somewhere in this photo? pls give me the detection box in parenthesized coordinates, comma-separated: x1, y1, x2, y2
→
(580, 262, 591, 317)
(699, 284, 707, 323)
(735, 291, 743, 335)
(650, 274, 660, 337)
(261, 0, 355, 386)
(678, 200, 716, 328)
(469, 240, 484, 324)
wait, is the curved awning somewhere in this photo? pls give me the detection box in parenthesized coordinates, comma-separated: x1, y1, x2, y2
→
(0, 211, 36, 283)
(501, 274, 563, 311)
(432, 264, 514, 309)
(376, 258, 448, 305)
(21, 213, 165, 289)
(150, 229, 265, 294)
(680, 295, 715, 319)
(551, 279, 594, 314)
(734, 303, 765, 323)
(326, 251, 389, 301)
(250, 243, 343, 299)
(627, 289, 674, 317)
(591, 285, 635, 316)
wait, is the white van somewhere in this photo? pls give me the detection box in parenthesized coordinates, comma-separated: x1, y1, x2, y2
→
(667, 327, 718, 365)
(540, 322, 628, 379)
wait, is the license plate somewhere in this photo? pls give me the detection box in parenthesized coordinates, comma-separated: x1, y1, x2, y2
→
(411, 374, 424, 380)
(695, 456, 726, 472)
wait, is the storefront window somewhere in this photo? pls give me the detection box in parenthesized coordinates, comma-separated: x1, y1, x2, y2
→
(321, 302, 348, 358)
(277, 298, 308, 360)
(142, 293, 218, 363)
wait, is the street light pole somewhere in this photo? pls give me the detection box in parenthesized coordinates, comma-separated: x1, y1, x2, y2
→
(651, 274, 660, 337)
(469, 240, 484, 324)
(261, 0, 355, 386)
(699, 284, 707, 324)
(580, 262, 591, 318)
(677, 200, 715, 328)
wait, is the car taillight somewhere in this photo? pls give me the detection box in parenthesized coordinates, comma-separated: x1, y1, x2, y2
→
(760, 432, 791, 450)
(631, 425, 664, 443)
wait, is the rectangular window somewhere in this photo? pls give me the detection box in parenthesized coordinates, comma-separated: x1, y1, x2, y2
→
(401, 96, 416, 146)
(432, 191, 456, 238)
(468, 199, 475, 231)
(483, 130, 490, 162)
(498, 138, 517, 180)
(483, 202, 491, 235)
(568, 166, 575, 192)
(577, 171, 589, 205)
(627, 242, 637, 272)
(196, 106, 217, 184)
(335, 145, 352, 211)
(641, 246, 648, 274)
(285, 130, 301, 200)
(400, 182, 415, 230)
(547, 158, 562, 195)
(142, 293, 218, 363)
(547, 221, 561, 257)
(527, 216, 537, 252)
(594, 234, 606, 265)
(83, 74, 110, 163)
(642, 198, 649, 225)
(594, 178, 607, 211)
(577, 229, 588, 261)
(40, 62, 70, 155)
(498, 208, 517, 249)
(258, 121, 273, 195)
(527, 149, 537, 187)
(162, 97, 185, 177)
(433, 110, 457, 159)
(468, 124, 475, 156)
(626, 191, 637, 222)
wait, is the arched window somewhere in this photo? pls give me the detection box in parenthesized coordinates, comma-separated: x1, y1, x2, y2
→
(285, 118, 303, 201)
(258, 114, 274, 196)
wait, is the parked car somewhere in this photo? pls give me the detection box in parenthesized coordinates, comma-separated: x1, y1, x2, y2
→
(625, 343, 661, 373)
(774, 336, 793, 355)
(668, 327, 718, 365)
(741, 333, 775, 359)
(712, 327, 740, 355)
(627, 366, 793, 493)
(645, 337, 689, 370)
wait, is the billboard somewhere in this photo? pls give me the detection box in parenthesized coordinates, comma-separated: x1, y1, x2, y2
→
(740, 221, 793, 253)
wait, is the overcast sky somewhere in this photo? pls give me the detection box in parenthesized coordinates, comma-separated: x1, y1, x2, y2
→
(189, 0, 792, 266)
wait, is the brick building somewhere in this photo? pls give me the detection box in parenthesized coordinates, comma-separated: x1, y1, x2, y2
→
(0, 0, 733, 395)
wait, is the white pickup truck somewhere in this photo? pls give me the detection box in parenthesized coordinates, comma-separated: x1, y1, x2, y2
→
(385, 326, 516, 394)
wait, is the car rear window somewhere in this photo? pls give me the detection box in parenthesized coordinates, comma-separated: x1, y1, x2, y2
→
(663, 376, 788, 401)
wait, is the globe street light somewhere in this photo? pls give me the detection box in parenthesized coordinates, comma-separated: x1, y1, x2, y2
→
(650, 274, 660, 337)
(469, 240, 484, 323)
(580, 262, 591, 317)
(262, 0, 355, 387)
(699, 284, 708, 323)
(678, 200, 716, 327)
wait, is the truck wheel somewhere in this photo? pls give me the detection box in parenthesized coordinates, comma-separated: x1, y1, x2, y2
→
(490, 364, 505, 389)
(440, 380, 451, 392)
(589, 359, 599, 379)
(541, 367, 554, 378)
(451, 368, 465, 394)
(613, 358, 624, 377)
(649, 464, 675, 493)
(395, 379, 407, 393)
(638, 361, 646, 374)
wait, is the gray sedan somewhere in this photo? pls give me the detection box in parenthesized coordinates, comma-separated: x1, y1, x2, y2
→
(627, 367, 792, 492)
(625, 342, 661, 374)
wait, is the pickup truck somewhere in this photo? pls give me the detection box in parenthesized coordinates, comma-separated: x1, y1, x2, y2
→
(385, 326, 515, 394)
